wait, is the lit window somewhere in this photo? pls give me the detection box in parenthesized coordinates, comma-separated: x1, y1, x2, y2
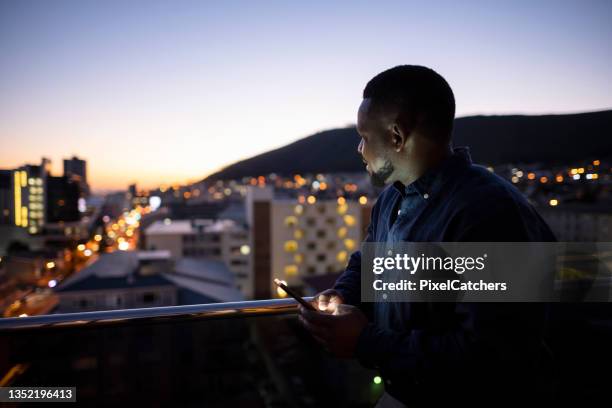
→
(284, 240, 298, 253)
(284, 216, 298, 227)
(344, 238, 356, 250)
(284, 265, 298, 276)
(343, 215, 356, 226)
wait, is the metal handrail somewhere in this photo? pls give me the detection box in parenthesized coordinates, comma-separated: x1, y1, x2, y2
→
(0, 297, 312, 331)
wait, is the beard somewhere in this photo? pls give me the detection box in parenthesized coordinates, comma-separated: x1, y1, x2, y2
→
(368, 159, 395, 187)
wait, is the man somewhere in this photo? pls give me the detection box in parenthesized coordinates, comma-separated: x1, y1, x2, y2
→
(298, 65, 557, 406)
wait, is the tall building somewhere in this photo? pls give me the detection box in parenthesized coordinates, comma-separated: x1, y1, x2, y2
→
(63, 156, 89, 197)
(0, 157, 87, 238)
(46, 176, 81, 223)
(0, 160, 50, 256)
(247, 186, 372, 299)
(13, 161, 48, 234)
(0, 170, 13, 225)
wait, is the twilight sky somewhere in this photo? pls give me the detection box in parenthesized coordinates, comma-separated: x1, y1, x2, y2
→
(1, 0, 611, 191)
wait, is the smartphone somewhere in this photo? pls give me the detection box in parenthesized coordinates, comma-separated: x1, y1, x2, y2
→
(274, 278, 316, 311)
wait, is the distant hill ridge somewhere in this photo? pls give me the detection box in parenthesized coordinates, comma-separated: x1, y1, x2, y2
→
(204, 109, 612, 181)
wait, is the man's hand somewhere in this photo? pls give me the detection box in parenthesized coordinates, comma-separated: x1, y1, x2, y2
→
(310, 288, 345, 314)
(298, 303, 368, 359)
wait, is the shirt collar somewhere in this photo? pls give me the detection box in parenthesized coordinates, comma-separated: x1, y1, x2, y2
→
(392, 146, 472, 200)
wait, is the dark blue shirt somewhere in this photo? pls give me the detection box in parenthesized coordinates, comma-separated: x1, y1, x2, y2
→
(332, 146, 557, 404)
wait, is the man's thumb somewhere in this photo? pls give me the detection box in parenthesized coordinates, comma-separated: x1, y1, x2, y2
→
(317, 293, 330, 310)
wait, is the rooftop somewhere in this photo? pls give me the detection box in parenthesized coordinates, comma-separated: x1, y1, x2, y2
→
(55, 250, 243, 302)
(145, 219, 193, 235)
(144, 218, 244, 236)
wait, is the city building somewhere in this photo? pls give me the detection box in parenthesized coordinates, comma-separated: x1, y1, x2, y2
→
(144, 219, 252, 298)
(46, 175, 81, 223)
(17, 160, 49, 235)
(55, 250, 243, 313)
(247, 186, 372, 299)
(63, 156, 89, 197)
(0, 170, 13, 225)
(0, 158, 52, 235)
(126, 183, 152, 209)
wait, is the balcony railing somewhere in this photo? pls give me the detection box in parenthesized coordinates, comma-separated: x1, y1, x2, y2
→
(0, 298, 384, 407)
(0, 297, 311, 331)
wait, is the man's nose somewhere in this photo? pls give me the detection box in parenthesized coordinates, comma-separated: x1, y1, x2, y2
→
(357, 138, 364, 154)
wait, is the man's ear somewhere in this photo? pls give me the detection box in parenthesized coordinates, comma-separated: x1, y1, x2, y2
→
(391, 123, 407, 152)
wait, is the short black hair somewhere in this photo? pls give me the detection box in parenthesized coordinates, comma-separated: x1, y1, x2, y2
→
(363, 65, 455, 141)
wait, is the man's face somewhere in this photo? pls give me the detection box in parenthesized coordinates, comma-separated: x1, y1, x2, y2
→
(357, 98, 396, 187)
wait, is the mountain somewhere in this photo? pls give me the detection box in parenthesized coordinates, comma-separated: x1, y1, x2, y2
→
(452, 110, 612, 165)
(204, 109, 612, 181)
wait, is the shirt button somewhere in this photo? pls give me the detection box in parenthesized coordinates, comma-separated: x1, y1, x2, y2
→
(423, 193, 429, 199)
